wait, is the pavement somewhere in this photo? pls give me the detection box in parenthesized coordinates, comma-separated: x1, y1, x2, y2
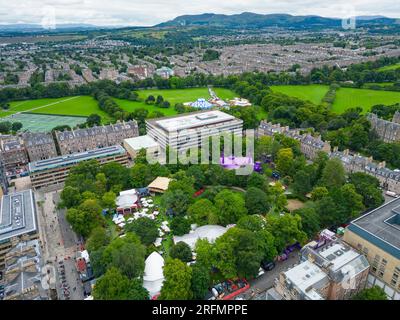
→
(235, 251, 300, 300)
(36, 190, 85, 300)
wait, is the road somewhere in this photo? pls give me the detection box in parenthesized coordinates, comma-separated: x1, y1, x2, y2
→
(235, 251, 300, 300)
(36, 190, 85, 300)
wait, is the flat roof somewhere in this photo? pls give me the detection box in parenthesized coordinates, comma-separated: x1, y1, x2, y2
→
(124, 135, 159, 151)
(348, 198, 400, 259)
(284, 260, 328, 299)
(147, 110, 240, 133)
(318, 243, 360, 272)
(28, 145, 126, 173)
(0, 189, 37, 242)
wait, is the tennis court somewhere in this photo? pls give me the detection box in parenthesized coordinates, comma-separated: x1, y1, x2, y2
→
(3, 113, 87, 132)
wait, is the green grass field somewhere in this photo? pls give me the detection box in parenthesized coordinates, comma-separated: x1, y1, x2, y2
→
(332, 88, 400, 113)
(378, 63, 400, 72)
(116, 87, 237, 115)
(270, 85, 330, 105)
(1, 96, 111, 121)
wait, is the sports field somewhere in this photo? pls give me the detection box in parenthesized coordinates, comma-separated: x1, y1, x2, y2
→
(270, 85, 330, 105)
(1, 96, 111, 121)
(331, 88, 400, 113)
(3, 113, 87, 132)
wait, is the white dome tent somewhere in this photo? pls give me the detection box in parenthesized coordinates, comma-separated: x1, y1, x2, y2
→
(173, 225, 230, 250)
(143, 251, 165, 298)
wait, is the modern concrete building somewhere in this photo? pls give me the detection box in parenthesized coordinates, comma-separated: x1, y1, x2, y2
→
(0, 189, 38, 269)
(271, 235, 370, 300)
(146, 111, 243, 154)
(56, 120, 138, 155)
(123, 135, 162, 163)
(22, 132, 58, 162)
(28, 145, 128, 190)
(343, 198, 400, 300)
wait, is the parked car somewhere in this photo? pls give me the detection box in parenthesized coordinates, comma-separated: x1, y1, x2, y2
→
(261, 260, 276, 271)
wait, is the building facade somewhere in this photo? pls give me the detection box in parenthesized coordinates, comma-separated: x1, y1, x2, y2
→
(367, 112, 400, 143)
(55, 121, 138, 155)
(146, 111, 243, 154)
(343, 198, 400, 300)
(22, 132, 58, 162)
(0, 137, 29, 172)
(28, 145, 129, 190)
(271, 236, 370, 300)
(258, 121, 331, 160)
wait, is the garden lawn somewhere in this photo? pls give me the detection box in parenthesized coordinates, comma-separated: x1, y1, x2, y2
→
(331, 87, 400, 113)
(270, 85, 329, 105)
(378, 63, 400, 72)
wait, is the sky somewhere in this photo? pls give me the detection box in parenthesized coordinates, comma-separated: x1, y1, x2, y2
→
(0, 0, 399, 26)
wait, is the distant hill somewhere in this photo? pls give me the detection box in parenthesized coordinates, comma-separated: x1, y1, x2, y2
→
(156, 12, 398, 29)
(0, 23, 116, 33)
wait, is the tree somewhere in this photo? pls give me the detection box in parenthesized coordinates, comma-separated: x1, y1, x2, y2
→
(0, 121, 12, 134)
(86, 227, 110, 253)
(110, 242, 146, 279)
(214, 227, 263, 279)
(214, 190, 247, 226)
(101, 191, 116, 209)
(155, 95, 164, 106)
(294, 207, 320, 239)
(320, 158, 346, 189)
(125, 217, 158, 246)
(292, 170, 313, 197)
(11, 122, 23, 131)
(93, 267, 148, 300)
(333, 184, 365, 223)
(276, 148, 294, 177)
(66, 199, 104, 237)
(247, 172, 267, 190)
(349, 173, 384, 209)
(86, 113, 102, 127)
(170, 241, 193, 262)
(191, 263, 211, 299)
(352, 286, 387, 300)
(187, 199, 218, 226)
(159, 259, 193, 300)
(245, 187, 270, 215)
(170, 216, 191, 236)
(266, 214, 307, 253)
(60, 186, 81, 208)
(310, 186, 329, 201)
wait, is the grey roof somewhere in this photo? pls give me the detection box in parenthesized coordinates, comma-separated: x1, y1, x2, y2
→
(56, 121, 138, 142)
(28, 145, 126, 173)
(0, 189, 37, 242)
(3, 239, 47, 300)
(348, 198, 400, 258)
(22, 132, 54, 147)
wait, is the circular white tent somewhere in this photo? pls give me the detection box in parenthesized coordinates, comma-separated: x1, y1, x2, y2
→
(173, 225, 228, 249)
(143, 251, 165, 298)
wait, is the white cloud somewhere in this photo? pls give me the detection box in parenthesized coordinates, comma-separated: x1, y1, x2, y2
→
(0, 0, 398, 26)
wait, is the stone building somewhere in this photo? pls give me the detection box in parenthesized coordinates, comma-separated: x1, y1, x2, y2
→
(367, 112, 400, 143)
(270, 235, 370, 300)
(330, 149, 400, 195)
(55, 120, 138, 155)
(22, 132, 58, 162)
(0, 137, 28, 172)
(258, 121, 331, 160)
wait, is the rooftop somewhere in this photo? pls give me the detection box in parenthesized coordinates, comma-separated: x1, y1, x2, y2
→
(283, 260, 328, 300)
(124, 135, 159, 151)
(147, 110, 240, 133)
(28, 145, 126, 173)
(348, 198, 400, 259)
(0, 189, 37, 242)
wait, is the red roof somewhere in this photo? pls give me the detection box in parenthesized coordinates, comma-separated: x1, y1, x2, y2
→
(76, 258, 87, 272)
